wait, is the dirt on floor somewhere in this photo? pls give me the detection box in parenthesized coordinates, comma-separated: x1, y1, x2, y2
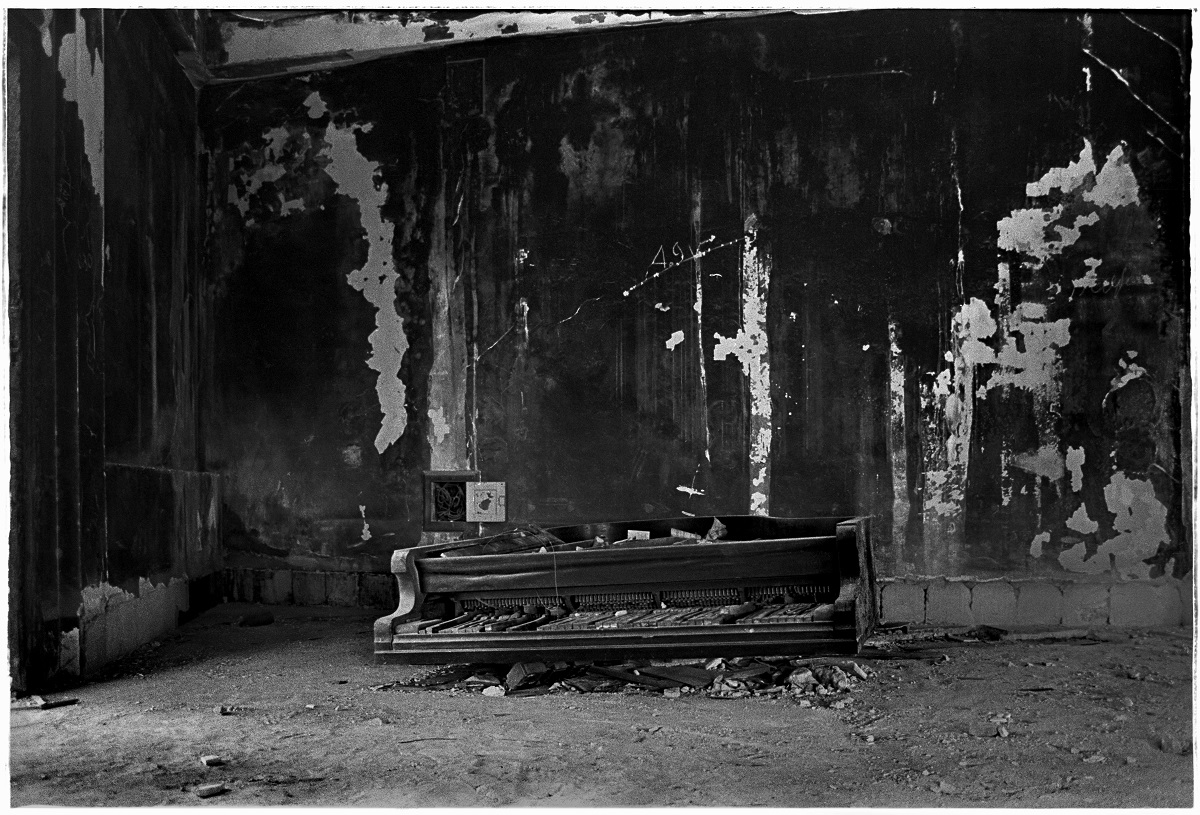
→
(9, 602, 1195, 807)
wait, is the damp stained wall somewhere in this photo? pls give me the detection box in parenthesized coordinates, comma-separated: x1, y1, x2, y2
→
(8, 10, 219, 690)
(201, 11, 1189, 589)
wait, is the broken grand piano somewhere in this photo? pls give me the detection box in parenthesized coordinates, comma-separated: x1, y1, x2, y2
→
(374, 515, 877, 663)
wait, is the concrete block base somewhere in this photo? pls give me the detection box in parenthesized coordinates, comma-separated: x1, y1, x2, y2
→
(926, 580, 973, 626)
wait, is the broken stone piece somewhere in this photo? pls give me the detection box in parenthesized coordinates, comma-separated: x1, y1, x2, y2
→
(199, 755, 226, 767)
(813, 666, 852, 691)
(482, 685, 506, 697)
(786, 668, 817, 689)
(214, 705, 235, 715)
(36, 697, 79, 710)
(505, 661, 548, 691)
(705, 518, 728, 541)
(194, 782, 227, 799)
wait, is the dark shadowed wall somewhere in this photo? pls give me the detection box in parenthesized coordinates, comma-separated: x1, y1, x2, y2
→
(8, 10, 219, 689)
(202, 12, 1189, 598)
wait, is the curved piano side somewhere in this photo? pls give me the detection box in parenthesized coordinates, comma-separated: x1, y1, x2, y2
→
(372, 547, 427, 650)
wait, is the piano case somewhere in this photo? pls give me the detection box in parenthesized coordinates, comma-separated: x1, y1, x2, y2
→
(374, 515, 877, 663)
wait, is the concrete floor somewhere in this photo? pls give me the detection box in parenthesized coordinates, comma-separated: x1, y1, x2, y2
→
(10, 602, 1194, 806)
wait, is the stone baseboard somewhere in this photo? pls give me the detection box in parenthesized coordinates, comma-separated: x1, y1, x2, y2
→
(878, 577, 1193, 628)
(225, 568, 398, 609)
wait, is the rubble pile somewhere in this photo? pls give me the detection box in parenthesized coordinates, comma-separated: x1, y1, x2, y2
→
(389, 654, 875, 706)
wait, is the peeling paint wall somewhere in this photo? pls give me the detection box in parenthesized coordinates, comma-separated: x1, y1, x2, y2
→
(201, 12, 1189, 602)
(9, 11, 220, 689)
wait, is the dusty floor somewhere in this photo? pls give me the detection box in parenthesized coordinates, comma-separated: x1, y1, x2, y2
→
(10, 602, 1195, 807)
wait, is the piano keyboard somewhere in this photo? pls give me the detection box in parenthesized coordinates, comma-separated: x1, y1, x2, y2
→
(414, 602, 836, 635)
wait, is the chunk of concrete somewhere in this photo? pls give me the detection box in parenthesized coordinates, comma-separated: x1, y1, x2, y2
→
(880, 581, 926, 624)
(970, 581, 1017, 627)
(1014, 582, 1064, 626)
(193, 782, 227, 799)
(925, 580, 973, 626)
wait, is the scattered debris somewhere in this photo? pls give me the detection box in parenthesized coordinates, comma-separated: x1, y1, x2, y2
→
(377, 652, 874, 705)
(199, 755, 226, 767)
(963, 625, 1007, 641)
(213, 705, 237, 715)
(193, 782, 227, 799)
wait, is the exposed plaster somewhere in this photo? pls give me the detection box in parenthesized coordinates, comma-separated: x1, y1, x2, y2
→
(923, 140, 1156, 561)
(39, 10, 53, 57)
(1066, 446, 1085, 492)
(1029, 531, 1050, 559)
(713, 217, 771, 515)
(1012, 444, 1066, 482)
(1066, 503, 1099, 535)
(315, 94, 408, 454)
(1059, 473, 1166, 577)
(665, 330, 685, 351)
(358, 505, 372, 541)
(887, 320, 911, 555)
(1072, 257, 1103, 290)
(1109, 353, 1148, 393)
(56, 12, 104, 199)
(429, 406, 451, 445)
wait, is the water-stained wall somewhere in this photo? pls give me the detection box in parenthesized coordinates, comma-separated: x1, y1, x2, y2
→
(202, 12, 1189, 591)
(8, 10, 218, 690)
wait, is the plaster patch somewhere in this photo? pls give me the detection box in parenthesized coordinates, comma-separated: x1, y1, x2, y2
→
(1066, 446, 1085, 491)
(1109, 358, 1148, 392)
(888, 320, 911, 550)
(1058, 473, 1166, 577)
(359, 505, 372, 541)
(56, 12, 104, 199)
(303, 91, 328, 118)
(429, 406, 451, 444)
(987, 316, 1071, 397)
(1029, 531, 1050, 558)
(320, 100, 408, 453)
(1072, 257, 1103, 289)
(342, 444, 362, 467)
(39, 10, 53, 57)
(713, 217, 771, 514)
(1025, 141, 1096, 197)
(1084, 145, 1140, 209)
(665, 330, 685, 351)
(1066, 503, 1099, 535)
(676, 485, 705, 497)
(1012, 445, 1065, 482)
